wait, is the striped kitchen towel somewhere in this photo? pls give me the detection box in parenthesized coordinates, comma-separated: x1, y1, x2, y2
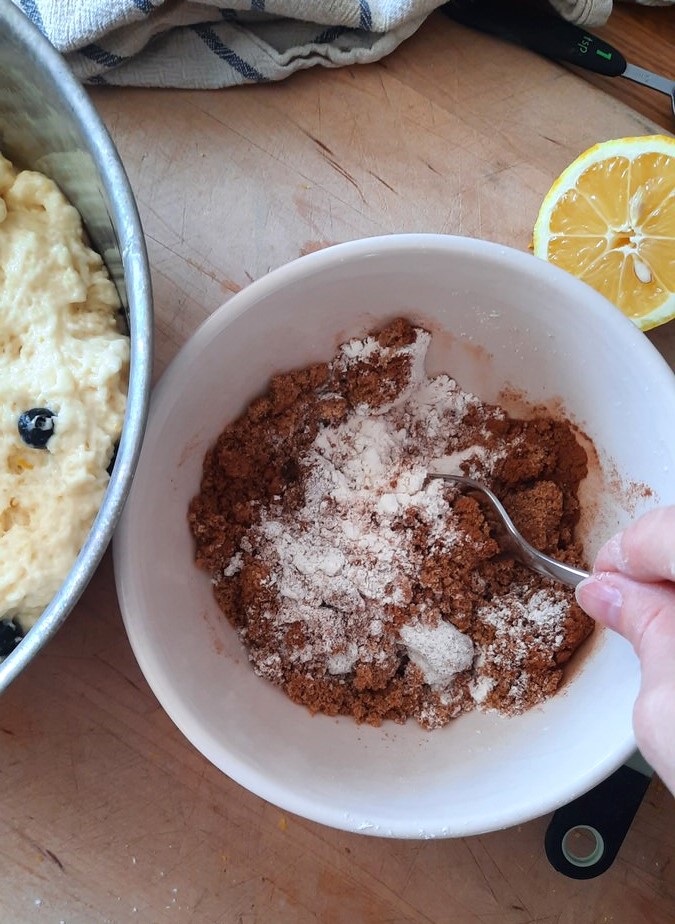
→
(12, 1, 671, 89)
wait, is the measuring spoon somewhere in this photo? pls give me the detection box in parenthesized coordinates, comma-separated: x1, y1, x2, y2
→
(443, 0, 675, 120)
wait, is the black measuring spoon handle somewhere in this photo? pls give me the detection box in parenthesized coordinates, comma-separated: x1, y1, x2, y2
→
(443, 0, 627, 77)
(544, 754, 653, 879)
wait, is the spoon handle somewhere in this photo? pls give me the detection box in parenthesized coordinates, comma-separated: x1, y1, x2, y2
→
(515, 544, 590, 590)
(427, 472, 591, 589)
(443, 0, 627, 77)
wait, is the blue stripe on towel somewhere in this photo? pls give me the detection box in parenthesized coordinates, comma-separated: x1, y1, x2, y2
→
(18, 0, 45, 33)
(359, 0, 372, 31)
(132, 0, 155, 13)
(251, 0, 265, 10)
(80, 44, 127, 69)
(192, 24, 267, 82)
(314, 26, 351, 45)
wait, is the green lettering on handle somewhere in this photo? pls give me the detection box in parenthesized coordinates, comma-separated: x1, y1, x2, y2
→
(596, 49, 612, 60)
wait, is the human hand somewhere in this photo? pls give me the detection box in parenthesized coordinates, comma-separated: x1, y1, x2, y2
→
(576, 507, 675, 795)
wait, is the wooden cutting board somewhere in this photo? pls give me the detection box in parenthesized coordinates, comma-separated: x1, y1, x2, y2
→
(2, 10, 674, 924)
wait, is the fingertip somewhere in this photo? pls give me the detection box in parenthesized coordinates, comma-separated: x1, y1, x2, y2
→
(575, 573, 622, 629)
(593, 532, 626, 573)
(584, 571, 675, 658)
(595, 507, 675, 584)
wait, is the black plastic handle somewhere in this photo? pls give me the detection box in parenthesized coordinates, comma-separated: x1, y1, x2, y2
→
(443, 0, 627, 77)
(544, 756, 653, 879)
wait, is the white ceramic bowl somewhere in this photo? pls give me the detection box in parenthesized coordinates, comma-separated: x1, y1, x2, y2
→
(114, 235, 675, 838)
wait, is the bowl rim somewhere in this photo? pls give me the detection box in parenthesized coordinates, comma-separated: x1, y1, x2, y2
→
(114, 233, 674, 838)
(0, 2, 154, 690)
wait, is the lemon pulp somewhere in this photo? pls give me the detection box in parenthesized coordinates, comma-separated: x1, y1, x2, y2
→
(533, 137, 675, 331)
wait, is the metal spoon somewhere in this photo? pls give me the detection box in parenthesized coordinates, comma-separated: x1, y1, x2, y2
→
(427, 472, 590, 589)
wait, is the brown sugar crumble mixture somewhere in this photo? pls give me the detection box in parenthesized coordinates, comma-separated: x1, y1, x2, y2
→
(188, 320, 593, 729)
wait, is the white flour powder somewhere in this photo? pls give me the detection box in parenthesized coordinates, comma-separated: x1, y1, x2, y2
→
(238, 328, 503, 684)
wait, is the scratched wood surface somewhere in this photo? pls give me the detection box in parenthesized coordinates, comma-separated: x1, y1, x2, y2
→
(2, 8, 675, 924)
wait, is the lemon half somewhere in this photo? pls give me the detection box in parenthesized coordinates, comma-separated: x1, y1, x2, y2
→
(533, 135, 675, 331)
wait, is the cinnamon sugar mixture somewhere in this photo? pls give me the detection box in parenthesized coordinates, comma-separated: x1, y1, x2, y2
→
(189, 320, 593, 729)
